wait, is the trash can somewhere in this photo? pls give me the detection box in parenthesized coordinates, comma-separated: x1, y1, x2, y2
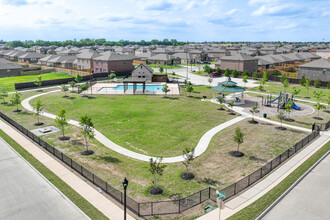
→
(263, 113, 267, 118)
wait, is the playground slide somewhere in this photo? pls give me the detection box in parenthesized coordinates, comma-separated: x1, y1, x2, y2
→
(292, 102, 301, 110)
(271, 92, 281, 103)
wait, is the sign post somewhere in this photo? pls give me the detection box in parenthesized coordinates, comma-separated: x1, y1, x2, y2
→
(216, 190, 226, 220)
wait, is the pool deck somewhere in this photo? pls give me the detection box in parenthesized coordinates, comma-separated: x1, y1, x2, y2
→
(88, 82, 180, 95)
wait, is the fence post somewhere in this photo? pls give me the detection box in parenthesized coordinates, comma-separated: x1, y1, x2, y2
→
(270, 160, 273, 170)
(208, 187, 211, 199)
(179, 198, 181, 213)
(92, 174, 95, 184)
(200, 190, 202, 203)
(234, 183, 237, 195)
(138, 203, 140, 217)
(151, 202, 154, 215)
(279, 154, 282, 163)
(248, 175, 251, 186)
(261, 167, 263, 177)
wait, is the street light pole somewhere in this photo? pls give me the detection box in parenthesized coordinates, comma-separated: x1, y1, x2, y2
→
(122, 177, 129, 220)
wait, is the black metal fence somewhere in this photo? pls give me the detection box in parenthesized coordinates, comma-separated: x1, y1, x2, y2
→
(313, 121, 330, 131)
(0, 111, 321, 216)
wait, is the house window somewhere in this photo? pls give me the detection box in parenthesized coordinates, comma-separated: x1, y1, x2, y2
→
(96, 68, 98, 72)
(124, 61, 126, 64)
(103, 69, 106, 72)
(7, 69, 10, 72)
(96, 60, 99, 64)
(101, 61, 103, 65)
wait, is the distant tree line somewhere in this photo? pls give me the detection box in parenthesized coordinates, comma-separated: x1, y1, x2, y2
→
(4, 38, 188, 48)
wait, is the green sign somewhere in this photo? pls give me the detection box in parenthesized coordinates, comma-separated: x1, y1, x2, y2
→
(216, 190, 226, 199)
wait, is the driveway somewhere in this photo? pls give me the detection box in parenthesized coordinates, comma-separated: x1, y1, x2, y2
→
(0, 137, 89, 220)
(260, 151, 330, 220)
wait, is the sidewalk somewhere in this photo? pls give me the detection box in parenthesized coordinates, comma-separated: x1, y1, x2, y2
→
(0, 119, 135, 220)
(197, 132, 330, 220)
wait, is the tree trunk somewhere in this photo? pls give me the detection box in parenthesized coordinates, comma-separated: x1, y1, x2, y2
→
(237, 143, 240, 152)
(37, 115, 40, 123)
(84, 132, 88, 151)
(62, 125, 65, 137)
(154, 175, 157, 187)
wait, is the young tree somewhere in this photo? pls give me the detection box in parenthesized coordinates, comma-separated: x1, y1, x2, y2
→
(181, 147, 195, 180)
(108, 73, 116, 82)
(159, 66, 164, 73)
(304, 78, 310, 97)
(80, 83, 88, 96)
(61, 84, 69, 97)
(34, 98, 44, 125)
(224, 68, 231, 77)
(277, 111, 286, 129)
(315, 102, 326, 119)
(162, 83, 170, 97)
(252, 71, 259, 79)
(262, 71, 268, 81)
(249, 106, 259, 122)
(34, 76, 42, 91)
(232, 69, 239, 78)
(208, 77, 213, 86)
(313, 76, 321, 88)
(242, 70, 249, 77)
(228, 101, 235, 114)
(291, 86, 300, 100)
(69, 80, 76, 93)
(280, 74, 287, 83)
(204, 65, 212, 74)
(242, 75, 248, 88)
(55, 109, 69, 140)
(284, 100, 293, 120)
(233, 127, 244, 157)
(185, 84, 194, 96)
(0, 86, 8, 104)
(300, 74, 306, 86)
(312, 91, 323, 102)
(216, 68, 222, 75)
(258, 84, 264, 96)
(283, 79, 290, 93)
(148, 157, 167, 194)
(79, 115, 95, 155)
(10, 91, 22, 112)
(217, 97, 225, 110)
(327, 81, 330, 89)
(75, 73, 82, 83)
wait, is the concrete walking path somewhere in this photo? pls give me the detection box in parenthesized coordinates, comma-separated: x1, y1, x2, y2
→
(21, 90, 246, 163)
(0, 119, 135, 220)
(197, 132, 330, 220)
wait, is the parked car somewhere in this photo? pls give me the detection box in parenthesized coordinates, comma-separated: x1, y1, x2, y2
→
(203, 61, 211, 64)
(208, 72, 221, 78)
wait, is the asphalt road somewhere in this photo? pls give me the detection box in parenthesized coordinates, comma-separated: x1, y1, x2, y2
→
(261, 152, 330, 220)
(0, 137, 89, 220)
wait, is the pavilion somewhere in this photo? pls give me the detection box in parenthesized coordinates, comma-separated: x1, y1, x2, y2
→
(212, 77, 246, 104)
(122, 77, 147, 94)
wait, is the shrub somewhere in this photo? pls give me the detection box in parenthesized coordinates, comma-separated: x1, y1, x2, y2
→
(313, 76, 321, 88)
(232, 69, 239, 78)
(252, 71, 259, 79)
(242, 70, 249, 77)
(224, 68, 231, 77)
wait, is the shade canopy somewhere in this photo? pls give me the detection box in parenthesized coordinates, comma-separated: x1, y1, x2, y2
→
(212, 76, 246, 93)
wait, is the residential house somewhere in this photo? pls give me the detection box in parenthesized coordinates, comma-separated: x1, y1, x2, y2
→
(17, 52, 46, 63)
(131, 62, 154, 82)
(298, 58, 330, 81)
(0, 58, 23, 77)
(92, 52, 134, 74)
(220, 53, 258, 73)
(148, 54, 181, 65)
(76, 51, 99, 70)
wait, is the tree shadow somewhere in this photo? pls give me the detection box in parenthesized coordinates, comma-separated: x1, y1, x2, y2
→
(168, 97, 179, 100)
(94, 155, 121, 163)
(70, 139, 84, 146)
(87, 96, 96, 99)
(250, 156, 268, 163)
(197, 178, 222, 186)
(19, 111, 32, 115)
(67, 97, 76, 100)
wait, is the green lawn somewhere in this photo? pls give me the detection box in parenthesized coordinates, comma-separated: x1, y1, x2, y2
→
(0, 129, 108, 220)
(0, 86, 312, 207)
(191, 71, 208, 77)
(32, 87, 236, 157)
(0, 72, 74, 92)
(247, 81, 330, 103)
(227, 141, 330, 220)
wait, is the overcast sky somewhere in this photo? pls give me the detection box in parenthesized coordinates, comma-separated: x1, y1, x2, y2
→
(0, 0, 329, 42)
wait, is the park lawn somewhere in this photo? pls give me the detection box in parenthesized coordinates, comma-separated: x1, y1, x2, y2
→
(0, 88, 310, 206)
(247, 81, 330, 103)
(32, 87, 236, 157)
(191, 71, 208, 77)
(148, 64, 184, 69)
(0, 72, 74, 92)
(227, 141, 330, 220)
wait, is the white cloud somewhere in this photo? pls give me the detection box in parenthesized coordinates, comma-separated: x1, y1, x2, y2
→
(226, 8, 237, 15)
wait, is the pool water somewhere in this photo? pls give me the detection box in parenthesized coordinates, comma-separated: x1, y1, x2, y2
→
(98, 85, 164, 92)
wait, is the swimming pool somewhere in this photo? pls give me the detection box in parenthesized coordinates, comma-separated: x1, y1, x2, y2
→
(98, 85, 164, 93)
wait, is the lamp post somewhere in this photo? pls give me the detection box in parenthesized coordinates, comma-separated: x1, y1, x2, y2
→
(122, 177, 129, 220)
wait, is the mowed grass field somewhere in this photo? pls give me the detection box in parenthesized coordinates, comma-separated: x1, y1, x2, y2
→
(247, 81, 330, 103)
(32, 87, 236, 157)
(0, 72, 74, 92)
(0, 87, 309, 205)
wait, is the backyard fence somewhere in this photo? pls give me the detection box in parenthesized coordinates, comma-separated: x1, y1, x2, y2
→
(0, 111, 321, 216)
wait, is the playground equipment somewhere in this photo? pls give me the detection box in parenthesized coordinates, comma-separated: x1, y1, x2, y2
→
(262, 92, 301, 112)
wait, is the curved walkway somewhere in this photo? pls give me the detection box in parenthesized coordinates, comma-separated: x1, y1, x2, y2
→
(21, 90, 246, 163)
